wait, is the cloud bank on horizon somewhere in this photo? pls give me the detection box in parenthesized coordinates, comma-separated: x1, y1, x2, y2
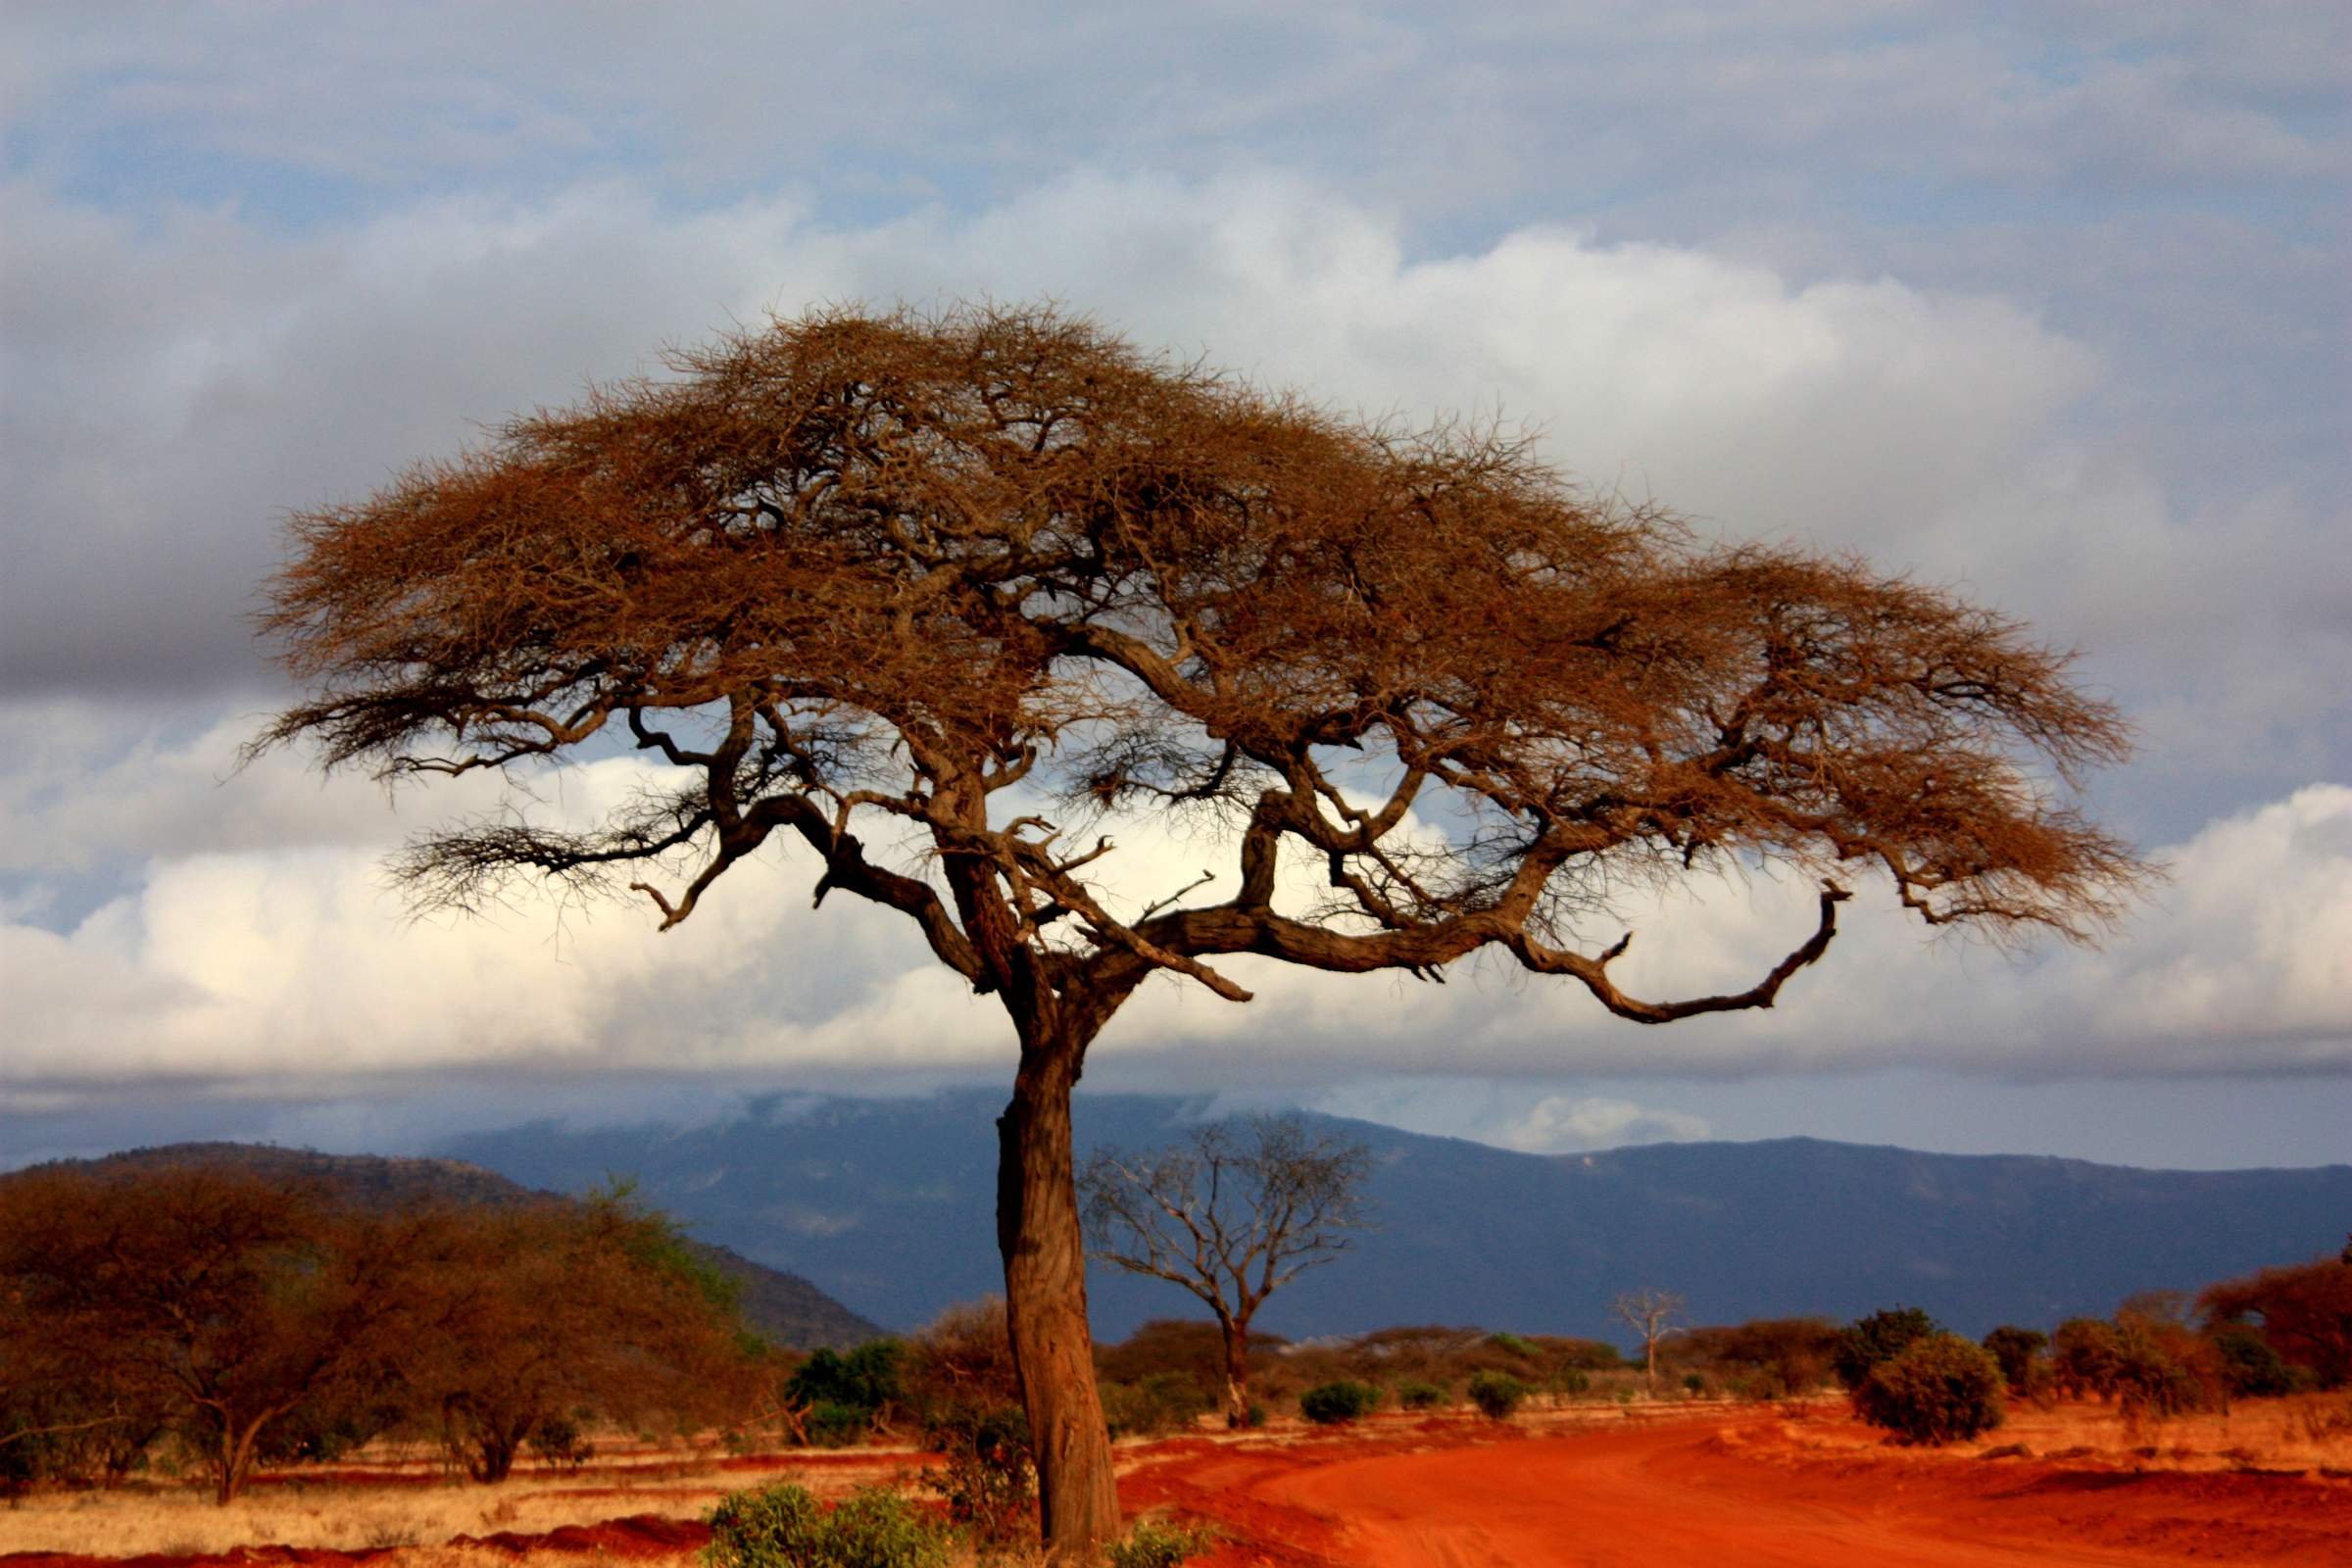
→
(2, 3, 2345, 1114)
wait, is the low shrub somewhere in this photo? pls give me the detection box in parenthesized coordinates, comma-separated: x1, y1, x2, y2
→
(919, 1401, 1034, 1546)
(1396, 1381, 1447, 1410)
(2051, 1318, 2126, 1399)
(1107, 1519, 1216, 1568)
(703, 1482, 953, 1568)
(1682, 1373, 1706, 1396)
(1551, 1369, 1591, 1397)
(2212, 1326, 2301, 1398)
(1852, 1334, 2005, 1446)
(1298, 1381, 1379, 1425)
(1834, 1307, 1941, 1392)
(801, 1399, 870, 1447)
(1102, 1372, 1211, 1438)
(1466, 1370, 1526, 1420)
(1981, 1326, 2048, 1395)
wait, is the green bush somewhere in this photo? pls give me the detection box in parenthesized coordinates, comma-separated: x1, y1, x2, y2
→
(1107, 1519, 1216, 1568)
(919, 1401, 1033, 1546)
(802, 1400, 871, 1447)
(786, 1342, 906, 1421)
(2212, 1326, 2300, 1398)
(1981, 1326, 2048, 1394)
(1833, 1307, 1942, 1392)
(1396, 1381, 1447, 1410)
(1551, 1369, 1590, 1397)
(1852, 1334, 2005, 1446)
(2051, 1318, 2126, 1399)
(1298, 1381, 1378, 1425)
(703, 1482, 952, 1568)
(1466, 1371, 1526, 1420)
(1682, 1373, 1706, 1396)
(1102, 1373, 1211, 1438)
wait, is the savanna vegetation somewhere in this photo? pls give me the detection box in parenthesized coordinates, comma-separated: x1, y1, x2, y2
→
(0, 1165, 758, 1503)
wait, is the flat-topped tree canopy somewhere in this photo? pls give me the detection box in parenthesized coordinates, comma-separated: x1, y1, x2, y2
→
(258, 300, 2143, 1557)
(260, 301, 2137, 1029)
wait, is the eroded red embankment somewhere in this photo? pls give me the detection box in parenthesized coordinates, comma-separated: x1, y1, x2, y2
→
(1124, 1414, 2352, 1568)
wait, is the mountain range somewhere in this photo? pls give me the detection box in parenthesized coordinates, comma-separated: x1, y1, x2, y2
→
(432, 1091, 2352, 1343)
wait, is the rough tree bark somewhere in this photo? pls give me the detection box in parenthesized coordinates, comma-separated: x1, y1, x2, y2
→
(997, 1039, 1120, 1550)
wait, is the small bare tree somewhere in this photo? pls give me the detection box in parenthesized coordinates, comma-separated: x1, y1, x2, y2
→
(1613, 1288, 1686, 1396)
(1081, 1115, 1372, 1424)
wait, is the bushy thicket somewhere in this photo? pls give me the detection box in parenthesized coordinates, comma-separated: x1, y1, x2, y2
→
(703, 1482, 952, 1568)
(0, 1166, 757, 1501)
(1298, 1382, 1379, 1425)
(1851, 1334, 2005, 1446)
(1663, 1318, 1840, 1400)
(1833, 1307, 1940, 1393)
(1105, 1520, 1216, 1568)
(1465, 1371, 1526, 1420)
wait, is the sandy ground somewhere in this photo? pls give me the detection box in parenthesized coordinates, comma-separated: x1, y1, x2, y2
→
(1125, 1403, 2352, 1568)
(7, 1400, 2349, 1567)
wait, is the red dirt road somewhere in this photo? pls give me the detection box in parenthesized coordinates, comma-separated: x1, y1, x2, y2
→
(1127, 1414, 2352, 1567)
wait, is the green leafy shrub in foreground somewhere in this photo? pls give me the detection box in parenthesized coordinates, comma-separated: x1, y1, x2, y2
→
(1466, 1370, 1526, 1420)
(1107, 1519, 1216, 1568)
(1852, 1334, 2005, 1446)
(1298, 1381, 1379, 1425)
(703, 1482, 952, 1568)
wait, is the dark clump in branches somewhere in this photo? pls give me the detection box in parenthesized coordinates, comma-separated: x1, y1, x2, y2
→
(255, 302, 2144, 1558)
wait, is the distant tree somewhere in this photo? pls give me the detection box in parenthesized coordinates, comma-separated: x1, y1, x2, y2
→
(397, 1190, 752, 1482)
(2050, 1317, 2128, 1400)
(1081, 1114, 1371, 1425)
(1981, 1326, 2049, 1394)
(1834, 1307, 1941, 1392)
(2199, 1258, 2352, 1390)
(1611, 1289, 1686, 1396)
(1669, 1318, 1840, 1398)
(257, 302, 2144, 1557)
(0, 1167, 419, 1503)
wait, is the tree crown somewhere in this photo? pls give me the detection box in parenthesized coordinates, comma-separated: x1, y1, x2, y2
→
(259, 302, 2143, 1038)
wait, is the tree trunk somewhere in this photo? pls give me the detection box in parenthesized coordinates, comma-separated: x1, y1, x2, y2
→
(216, 1411, 273, 1505)
(1218, 1313, 1252, 1427)
(1645, 1335, 1658, 1396)
(998, 1042, 1121, 1562)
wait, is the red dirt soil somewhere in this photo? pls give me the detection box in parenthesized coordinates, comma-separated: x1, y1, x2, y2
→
(14, 1414, 2348, 1568)
(1125, 1412, 2352, 1567)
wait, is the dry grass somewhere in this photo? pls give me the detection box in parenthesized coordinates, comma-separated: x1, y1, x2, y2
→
(0, 1438, 919, 1558)
(1763, 1391, 2352, 1473)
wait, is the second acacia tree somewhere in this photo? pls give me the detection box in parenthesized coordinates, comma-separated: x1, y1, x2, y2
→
(261, 303, 2140, 1560)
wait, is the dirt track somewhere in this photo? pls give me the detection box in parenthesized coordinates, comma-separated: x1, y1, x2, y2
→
(1127, 1412, 2352, 1567)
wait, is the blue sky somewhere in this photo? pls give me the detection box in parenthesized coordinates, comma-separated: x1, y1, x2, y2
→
(2, 3, 2346, 1169)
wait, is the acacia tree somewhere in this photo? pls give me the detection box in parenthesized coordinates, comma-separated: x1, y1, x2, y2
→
(1612, 1288, 1686, 1396)
(0, 1168, 418, 1503)
(258, 303, 2141, 1558)
(1080, 1114, 1371, 1424)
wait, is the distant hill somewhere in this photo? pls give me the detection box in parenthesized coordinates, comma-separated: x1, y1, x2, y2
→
(436, 1092, 2352, 1342)
(16, 1142, 883, 1350)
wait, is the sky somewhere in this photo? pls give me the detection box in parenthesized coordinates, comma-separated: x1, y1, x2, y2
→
(2, 2, 2347, 1172)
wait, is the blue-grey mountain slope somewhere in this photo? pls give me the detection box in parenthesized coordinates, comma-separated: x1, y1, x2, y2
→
(435, 1092, 2351, 1344)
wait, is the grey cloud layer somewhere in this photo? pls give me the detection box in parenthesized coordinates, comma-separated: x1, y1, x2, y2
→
(1, 3, 2344, 1112)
